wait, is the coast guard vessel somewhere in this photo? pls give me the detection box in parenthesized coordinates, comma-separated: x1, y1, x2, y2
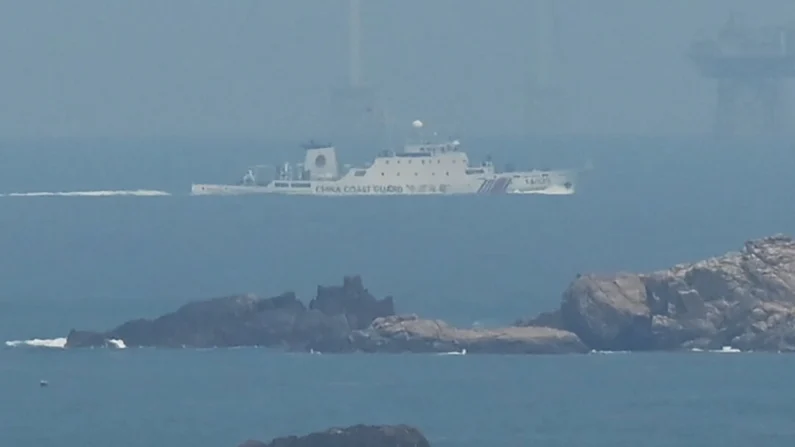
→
(190, 120, 580, 197)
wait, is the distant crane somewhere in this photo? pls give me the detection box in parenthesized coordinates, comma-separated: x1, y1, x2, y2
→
(524, 0, 565, 136)
(328, 0, 387, 146)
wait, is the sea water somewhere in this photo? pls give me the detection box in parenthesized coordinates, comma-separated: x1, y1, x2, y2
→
(1, 135, 795, 446)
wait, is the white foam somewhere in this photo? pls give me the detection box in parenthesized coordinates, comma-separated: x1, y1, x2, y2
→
(712, 346, 741, 353)
(0, 189, 171, 197)
(508, 185, 575, 196)
(5, 337, 67, 348)
(531, 185, 576, 195)
(437, 348, 467, 356)
(108, 339, 127, 349)
(591, 347, 746, 354)
(5, 336, 127, 349)
(690, 346, 743, 353)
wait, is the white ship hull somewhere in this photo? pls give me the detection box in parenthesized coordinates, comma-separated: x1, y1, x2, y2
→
(191, 170, 577, 197)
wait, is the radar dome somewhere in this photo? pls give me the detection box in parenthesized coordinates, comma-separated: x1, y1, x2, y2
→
(412, 120, 423, 128)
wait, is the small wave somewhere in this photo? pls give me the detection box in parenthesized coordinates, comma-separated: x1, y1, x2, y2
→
(0, 189, 171, 197)
(589, 349, 631, 354)
(5, 337, 67, 348)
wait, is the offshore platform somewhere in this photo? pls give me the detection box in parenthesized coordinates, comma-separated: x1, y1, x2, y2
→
(688, 15, 795, 136)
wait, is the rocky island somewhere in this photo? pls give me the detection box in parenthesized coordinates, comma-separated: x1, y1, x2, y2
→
(66, 234, 795, 353)
(237, 424, 430, 447)
(65, 275, 586, 353)
(514, 233, 795, 352)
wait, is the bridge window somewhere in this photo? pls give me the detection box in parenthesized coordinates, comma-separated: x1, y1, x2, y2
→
(354, 170, 366, 177)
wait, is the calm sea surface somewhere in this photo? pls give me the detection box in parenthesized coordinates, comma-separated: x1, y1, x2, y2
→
(1, 135, 794, 446)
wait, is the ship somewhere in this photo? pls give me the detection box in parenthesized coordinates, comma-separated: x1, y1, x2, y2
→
(190, 121, 582, 197)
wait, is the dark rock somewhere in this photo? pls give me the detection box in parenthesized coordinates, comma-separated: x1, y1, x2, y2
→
(514, 309, 564, 330)
(309, 275, 395, 331)
(240, 424, 430, 447)
(519, 234, 795, 352)
(66, 276, 394, 350)
(65, 329, 116, 348)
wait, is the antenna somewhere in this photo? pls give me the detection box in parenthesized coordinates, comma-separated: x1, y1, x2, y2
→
(349, 0, 361, 88)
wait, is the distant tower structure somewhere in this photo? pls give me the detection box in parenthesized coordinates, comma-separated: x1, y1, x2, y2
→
(524, 0, 565, 136)
(688, 15, 795, 136)
(329, 0, 385, 145)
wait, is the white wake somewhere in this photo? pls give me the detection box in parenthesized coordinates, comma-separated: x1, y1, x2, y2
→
(5, 337, 67, 348)
(526, 185, 576, 196)
(0, 189, 171, 197)
(436, 348, 467, 356)
(690, 346, 743, 353)
(5, 337, 126, 349)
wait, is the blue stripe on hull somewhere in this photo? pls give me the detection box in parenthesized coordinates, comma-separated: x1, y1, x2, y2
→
(477, 179, 494, 194)
(489, 177, 511, 195)
(478, 178, 511, 195)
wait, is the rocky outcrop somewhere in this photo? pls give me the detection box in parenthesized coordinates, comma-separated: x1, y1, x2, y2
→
(238, 424, 430, 447)
(64, 274, 586, 354)
(350, 314, 587, 354)
(65, 234, 795, 354)
(66, 275, 395, 351)
(517, 234, 795, 352)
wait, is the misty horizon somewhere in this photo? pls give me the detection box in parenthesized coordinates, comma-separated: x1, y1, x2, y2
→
(0, 0, 794, 140)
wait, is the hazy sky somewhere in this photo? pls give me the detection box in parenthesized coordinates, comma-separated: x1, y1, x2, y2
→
(0, 0, 793, 139)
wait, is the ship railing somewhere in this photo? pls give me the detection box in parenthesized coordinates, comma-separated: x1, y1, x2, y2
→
(248, 164, 277, 184)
